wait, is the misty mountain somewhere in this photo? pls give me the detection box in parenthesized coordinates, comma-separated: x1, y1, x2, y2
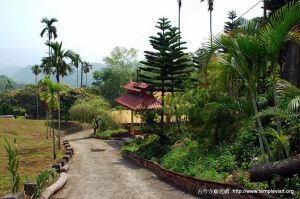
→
(0, 62, 105, 87)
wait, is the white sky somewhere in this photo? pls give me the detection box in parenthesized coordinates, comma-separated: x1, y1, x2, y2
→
(0, 0, 263, 67)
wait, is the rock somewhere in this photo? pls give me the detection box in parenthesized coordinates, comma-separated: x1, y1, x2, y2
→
(52, 163, 62, 173)
(63, 154, 70, 162)
(64, 143, 70, 148)
(1, 192, 24, 199)
(24, 182, 36, 196)
(65, 151, 72, 157)
(57, 159, 65, 167)
(66, 147, 74, 153)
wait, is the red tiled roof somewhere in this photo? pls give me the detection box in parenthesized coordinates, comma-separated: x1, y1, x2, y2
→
(123, 81, 155, 93)
(116, 93, 162, 110)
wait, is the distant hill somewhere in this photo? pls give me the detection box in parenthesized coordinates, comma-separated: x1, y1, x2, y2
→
(0, 62, 105, 87)
(0, 75, 26, 90)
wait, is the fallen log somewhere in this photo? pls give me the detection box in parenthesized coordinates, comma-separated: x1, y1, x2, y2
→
(39, 172, 68, 199)
(61, 164, 70, 173)
(250, 154, 300, 182)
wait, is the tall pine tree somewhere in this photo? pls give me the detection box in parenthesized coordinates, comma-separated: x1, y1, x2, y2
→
(140, 18, 193, 123)
(224, 10, 239, 33)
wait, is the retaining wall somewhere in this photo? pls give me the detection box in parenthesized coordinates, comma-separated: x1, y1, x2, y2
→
(122, 151, 278, 199)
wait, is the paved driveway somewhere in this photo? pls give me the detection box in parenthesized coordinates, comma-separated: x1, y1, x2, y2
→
(52, 130, 198, 199)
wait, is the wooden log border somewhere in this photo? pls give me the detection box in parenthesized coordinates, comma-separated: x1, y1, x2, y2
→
(122, 151, 278, 199)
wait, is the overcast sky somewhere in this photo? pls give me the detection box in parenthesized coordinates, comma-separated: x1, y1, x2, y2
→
(0, 0, 263, 68)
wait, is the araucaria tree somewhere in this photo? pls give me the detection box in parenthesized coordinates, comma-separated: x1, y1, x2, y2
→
(224, 10, 240, 33)
(140, 18, 193, 123)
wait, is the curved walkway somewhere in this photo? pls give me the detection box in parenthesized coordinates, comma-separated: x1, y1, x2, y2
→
(52, 130, 198, 199)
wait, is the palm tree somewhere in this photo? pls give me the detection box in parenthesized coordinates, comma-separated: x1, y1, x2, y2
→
(45, 41, 74, 83)
(40, 17, 58, 56)
(45, 41, 74, 149)
(72, 53, 81, 87)
(83, 61, 92, 86)
(5, 79, 13, 91)
(201, 0, 214, 47)
(213, 34, 272, 162)
(31, 65, 42, 119)
(40, 77, 66, 159)
(80, 60, 84, 88)
(258, 1, 300, 133)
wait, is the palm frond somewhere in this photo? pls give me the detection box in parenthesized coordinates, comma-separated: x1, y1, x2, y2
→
(260, 127, 290, 157)
(255, 107, 299, 124)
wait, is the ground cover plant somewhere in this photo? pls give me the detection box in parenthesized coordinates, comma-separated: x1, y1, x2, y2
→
(93, 128, 127, 139)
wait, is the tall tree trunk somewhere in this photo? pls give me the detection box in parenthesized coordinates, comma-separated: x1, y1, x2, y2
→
(35, 75, 39, 120)
(251, 91, 266, 163)
(58, 94, 61, 150)
(52, 108, 56, 159)
(81, 64, 83, 88)
(77, 67, 79, 87)
(210, 10, 212, 48)
(161, 84, 165, 123)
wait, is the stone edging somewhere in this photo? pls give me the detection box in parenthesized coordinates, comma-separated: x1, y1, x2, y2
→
(38, 140, 73, 199)
(122, 151, 278, 199)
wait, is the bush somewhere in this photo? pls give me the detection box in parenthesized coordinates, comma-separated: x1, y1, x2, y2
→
(94, 128, 127, 139)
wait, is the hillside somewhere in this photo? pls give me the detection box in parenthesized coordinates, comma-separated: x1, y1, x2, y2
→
(0, 62, 105, 87)
(0, 75, 26, 90)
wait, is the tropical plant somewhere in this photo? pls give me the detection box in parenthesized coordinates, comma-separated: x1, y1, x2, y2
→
(32, 169, 55, 199)
(3, 137, 20, 193)
(45, 41, 74, 83)
(6, 79, 14, 91)
(40, 77, 66, 159)
(258, 1, 300, 133)
(83, 61, 92, 86)
(40, 17, 58, 56)
(45, 41, 74, 149)
(31, 65, 42, 119)
(201, 0, 214, 47)
(212, 33, 272, 162)
(277, 79, 300, 112)
(72, 53, 81, 87)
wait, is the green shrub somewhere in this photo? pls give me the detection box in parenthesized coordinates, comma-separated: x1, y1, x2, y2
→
(94, 128, 127, 139)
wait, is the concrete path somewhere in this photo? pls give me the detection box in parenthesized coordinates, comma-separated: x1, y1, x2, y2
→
(52, 130, 198, 199)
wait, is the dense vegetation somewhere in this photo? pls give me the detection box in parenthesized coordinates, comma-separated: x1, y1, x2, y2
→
(121, 2, 300, 198)
(1, 1, 300, 198)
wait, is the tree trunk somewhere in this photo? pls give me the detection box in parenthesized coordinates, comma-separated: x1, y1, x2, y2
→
(86, 73, 88, 86)
(251, 91, 266, 163)
(77, 67, 79, 87)
(210, 11, 212, 48)
(52, 109, 56, 159)
(58, 94, 61, 150)
(81, 64, 83, 88)
(161, 84, 165, 123)
(281, 20, 300, 88)
(250, 154, 300, 182)
(36, 75, 39, 120)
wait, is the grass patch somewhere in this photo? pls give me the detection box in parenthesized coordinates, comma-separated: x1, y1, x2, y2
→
(0, 119, 72, 197)
(93, 128, 127, 139)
